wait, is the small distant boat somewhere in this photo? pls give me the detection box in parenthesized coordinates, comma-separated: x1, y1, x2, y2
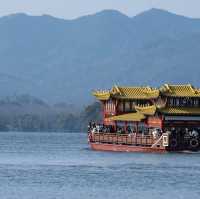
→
(88, 84, 200, 153)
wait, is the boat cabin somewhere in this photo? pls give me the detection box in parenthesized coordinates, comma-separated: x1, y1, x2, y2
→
(89, 84, 200, 152)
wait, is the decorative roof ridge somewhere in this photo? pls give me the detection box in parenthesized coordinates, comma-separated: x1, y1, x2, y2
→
(92, 90, 110, 100)
(135, 104, 156, 116)
(117, 86, 147, 87)
(159, 83, 200, 95)
(166, 83, 195, 89)
(166, 83, 191, 86)
(93, 89, 110, 93)
(117, 86, 156, 90)
(159, 107, 200, 115)
(159, 84, 172, 93)
(194, 88, 200, 94)
(187, 84, 196, 94)
(188, 84, 200, 94)
(110, 85, 122, 95)
(164, 84, 172, 92)
(114, 85, 122, 95)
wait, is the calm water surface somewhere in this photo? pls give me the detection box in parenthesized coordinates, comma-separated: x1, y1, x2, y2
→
(0, 132, 199, 199)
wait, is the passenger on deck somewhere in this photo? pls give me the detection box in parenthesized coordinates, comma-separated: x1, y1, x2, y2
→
(96, 124, 100, 133)
(152, 128, 162, 139)
(87, 122, 92, 134)
(190, 129, 199, 137)
(91, 127, 96, 133)
(127, 126, 132, 134)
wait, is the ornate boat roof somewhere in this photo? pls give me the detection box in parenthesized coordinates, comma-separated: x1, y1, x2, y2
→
(160, 84, 200, 97)
(108, 104, 156, 122)
(135, 105, 156, 115)
(111, 86, 159, 99)
(93, 85, 159, 100)
(159, 107, 200, 115)
(93, 84, 200, 101)
(92, 90, 110, 100)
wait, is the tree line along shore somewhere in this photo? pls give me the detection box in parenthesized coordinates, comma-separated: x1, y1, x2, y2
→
(0, 95, 101, 132)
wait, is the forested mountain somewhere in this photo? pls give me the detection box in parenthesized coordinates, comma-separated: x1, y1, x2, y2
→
(0, 9, 200, 105)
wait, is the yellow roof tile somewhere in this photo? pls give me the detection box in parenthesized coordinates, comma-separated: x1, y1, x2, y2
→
(93, 84, 200, 101)
(109, 112, 145, 122)
(135, 105, 156, 115)
(160, 107, 200, 115)
(160, 84, 200, 97)
(92, 90, 110, 100)
(111, 86, 159, 99)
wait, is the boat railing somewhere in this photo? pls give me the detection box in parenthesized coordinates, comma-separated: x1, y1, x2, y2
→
(90, 133, 155, 146)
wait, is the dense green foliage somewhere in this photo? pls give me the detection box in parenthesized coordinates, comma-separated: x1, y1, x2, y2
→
(79, 102, 102, 130)
(0, 95, 101, 132)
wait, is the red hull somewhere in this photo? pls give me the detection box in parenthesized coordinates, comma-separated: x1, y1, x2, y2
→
(90, 142, 167, 153)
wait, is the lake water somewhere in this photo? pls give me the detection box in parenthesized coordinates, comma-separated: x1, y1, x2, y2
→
(0, 132, 199, 199)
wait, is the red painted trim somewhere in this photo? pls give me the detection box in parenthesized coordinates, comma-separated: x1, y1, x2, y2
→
(102, 101, 105, 123)
(147, 116, 162, 128)
(125, 121, 127, 132)
(161, 115, 164, 131)
(90, 143, 167, 153)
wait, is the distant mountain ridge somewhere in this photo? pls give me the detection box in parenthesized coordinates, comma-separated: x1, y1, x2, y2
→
(0, 9, 200, 105)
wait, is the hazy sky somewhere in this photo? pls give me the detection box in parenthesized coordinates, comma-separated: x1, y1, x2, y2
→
(0, 0, 200, 19)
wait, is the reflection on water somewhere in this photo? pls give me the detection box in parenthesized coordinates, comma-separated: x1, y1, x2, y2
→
(0, 132, 199, 199)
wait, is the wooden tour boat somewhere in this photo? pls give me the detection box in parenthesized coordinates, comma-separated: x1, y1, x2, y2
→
(88, 84, 200, 153)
